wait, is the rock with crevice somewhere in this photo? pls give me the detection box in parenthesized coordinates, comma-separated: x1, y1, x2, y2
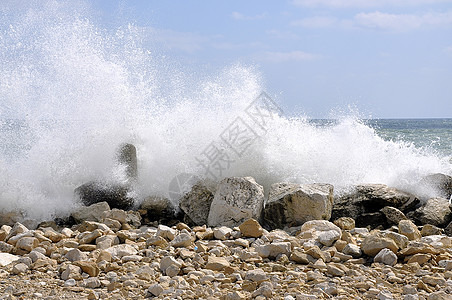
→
(263, 183, 334, 229)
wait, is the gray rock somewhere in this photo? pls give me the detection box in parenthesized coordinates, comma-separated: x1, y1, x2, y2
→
(179, 179, 216, 226)
(208, 177, 265, 228)
(12, 263, 28, 274)
(332, 184, 419, 228)
(263, 183, 334, 229)
(412, 197, 452, 227)
(374, 248, 398, 266)
(105, 244, 138, 258)
(116, 143, 138, 182)
(342, 243, 362, 258)
(380, 206, 408, 225)
(75, 181, 134, 210)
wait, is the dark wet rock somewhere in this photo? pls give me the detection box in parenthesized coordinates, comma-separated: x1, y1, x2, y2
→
(412, 197, 452, 227)
(179, 179, 216, 226)
(263, 183, 334, 229)
(332, 184, 419, 228)
(117, 143, 138, 182)
(139, 196, 177, 223)
(75, 181, 134, 210)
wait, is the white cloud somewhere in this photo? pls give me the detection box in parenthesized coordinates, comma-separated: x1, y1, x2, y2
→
(354, 10, 452, 31)
(291, 16, 337, 28)
(259, 51, 321, 63)
(291, 0, 452, 8)
(231, 11, 267, 20)
(266, 29, 299, 39)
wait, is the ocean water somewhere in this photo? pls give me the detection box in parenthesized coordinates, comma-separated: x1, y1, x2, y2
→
(1, 1, 451, 221)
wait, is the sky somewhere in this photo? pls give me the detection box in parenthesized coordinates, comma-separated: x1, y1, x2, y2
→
(4, 0, 452, 118)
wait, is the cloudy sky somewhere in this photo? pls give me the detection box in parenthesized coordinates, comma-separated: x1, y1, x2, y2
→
(20, 1, 452, 118)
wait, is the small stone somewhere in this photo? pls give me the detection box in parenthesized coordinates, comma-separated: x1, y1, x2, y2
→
(12, 263, 28, 275)
(61, 264, 82, 280)
(78, 229, 102, 244)
(245, 268, 267, 283)
(159, 256, 182, 275)
(83, 277, 101, 289)
(0, 253, 20, 267)
(318, 230, 341, 247)
(213, 226, 233, 240)
(225, 291, 247, 300)
(65, 248, 87, 262)
(156, 225, 176, 241)
(105, 244, 138, 258)
(148, 283, 164, 297)
(333, 217, 355, 230)
(15, 237, 39, 252)
(64, 279, 76, 287)
(74, 261, 100, 277)
(420, 224, 442, 236)
(399, 220, 421, 241)
(374, 248, 398, 266)
(342, 243, 362, 258)
(165, 264, 180, 277)
(326, 264, 345, 276)
(239, 219, 263, 238)
(407, 253, 431, 265)
(427, 291, 450, 300)
(206, 256, 230, 271)
(170, 233, 194, 247)
(361, 233, 398, 256)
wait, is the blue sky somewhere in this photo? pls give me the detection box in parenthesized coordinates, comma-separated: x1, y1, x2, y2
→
(6, 0, 452, 118)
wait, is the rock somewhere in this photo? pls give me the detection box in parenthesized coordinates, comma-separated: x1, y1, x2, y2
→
(332, 184, 419, 228)
(399, 220, 421, 241)
(374, 248, 398, 266)
(205, 256, 230, 271)
(160, 256, 182, 275)
(156, 225, 176, 241)
(318, 230, 341, 247)
(290, 251, 311, 264)
(148, 283, 164, 297)
(264, 183, 334, 229)
(170, 233, 194, 247)
(207, 177, 265, 228)
(71, 202, 110, 223)
(445, 220, 452, 236)
(75, 181, 134, 210)
(225, 291, 247, 300)
(12, 262, 28, 274)
(83, 277, 101, 289)
(382, 231, 409, 250)
(15, 237, 39, 252)
(116, 143, 138, 182)
(78, 229, 102, 244)
(256, 242, 291, 259)
(380, 206, 408, 225)
(412, 198, 452, 227)
(420, 224, 442, 236)
(342, 243, 362, 258)
(61, 264, 82, 280)
(361, 233, 398, 256)
(179, 179, 216, 225)
(213, 226, 232, 240)
(326, 264, 345, 276)
(105, 244, 138, 258)
(421, 173, 452, 199)
(427, 291, 450, 300)
(245, 268, 267, 283)
(333, 217, 355, 230)
(0, 241, 14, 253)
(102, 209, 127, 224)
(300, 220, 341, 235)
(239, 218, 263, 238)
(65, 248, 87, 262)
(140, 196, 176, 223)
(6, 222, 29, 240)
(74, 261, 100, 277)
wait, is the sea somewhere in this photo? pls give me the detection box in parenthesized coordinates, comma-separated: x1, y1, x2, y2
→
(1, 2, 451, 221)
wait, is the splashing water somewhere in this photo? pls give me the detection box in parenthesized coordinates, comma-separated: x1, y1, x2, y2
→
(0, 1, 451, 221)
